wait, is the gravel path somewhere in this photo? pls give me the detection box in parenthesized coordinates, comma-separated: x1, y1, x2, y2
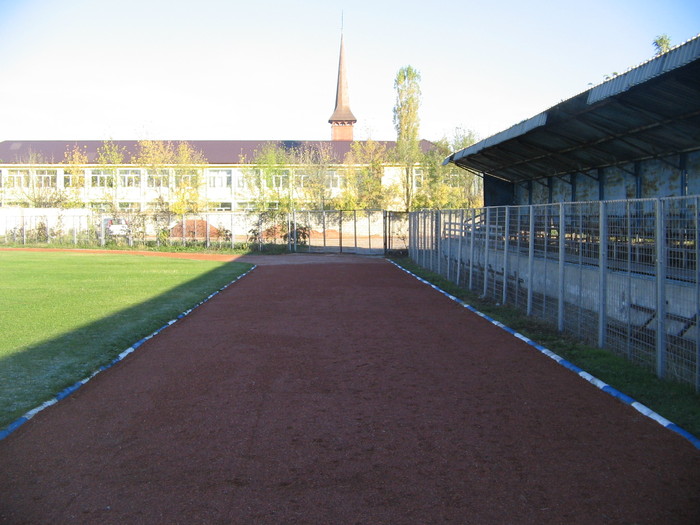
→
(1, 255, 698, 524)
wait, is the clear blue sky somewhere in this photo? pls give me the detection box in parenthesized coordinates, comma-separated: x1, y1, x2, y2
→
(0, 0, 698, 145)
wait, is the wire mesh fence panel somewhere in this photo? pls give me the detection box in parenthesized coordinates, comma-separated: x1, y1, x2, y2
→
(528, 205, 558, 326)
(408, 195, 700, 392)
(560, 202, 601, 344)
(663, 197, 699, 387)
(604, 199, 658, 371)
(508, 206, 531, 311)
(386, 211, 409, 255)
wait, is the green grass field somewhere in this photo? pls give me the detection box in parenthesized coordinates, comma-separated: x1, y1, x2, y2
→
(0, 251, 252, 429)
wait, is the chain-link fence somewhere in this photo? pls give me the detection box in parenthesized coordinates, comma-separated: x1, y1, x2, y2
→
(410, 196, 700, 392)
(0, 209, 408, 256)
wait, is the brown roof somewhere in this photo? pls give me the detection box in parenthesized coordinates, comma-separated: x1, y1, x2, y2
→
(0, 140, 435, 165)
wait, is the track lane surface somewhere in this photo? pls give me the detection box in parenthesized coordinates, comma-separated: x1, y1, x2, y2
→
(1, 257, 699, 524)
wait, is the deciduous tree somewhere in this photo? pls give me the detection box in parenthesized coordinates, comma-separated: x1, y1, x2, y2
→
(341, 139, 390, 210)
(295, 143, 336, 210)
(244, 142, 294, 212)
(419, 128, 482, 209)
(393, 65, 422, 211)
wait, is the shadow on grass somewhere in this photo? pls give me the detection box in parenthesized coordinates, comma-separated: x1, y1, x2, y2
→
(0, 261, 253, 433)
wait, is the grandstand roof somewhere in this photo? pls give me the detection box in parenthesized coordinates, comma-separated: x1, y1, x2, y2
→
(444, 34, 700, 183)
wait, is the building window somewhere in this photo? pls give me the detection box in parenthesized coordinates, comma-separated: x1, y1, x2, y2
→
(414, 168, 424, 189)
(211, 202, 232, 211)
(208, 169, 232, 188)
(271, 170, 289, 189)
(91, 169, 115, 188)
(5, 169, 30, 188)
(175, 169, 197, 187)
(327, 170, 342, 189)
(35, 169, 57, 188)
(89, 201, 111, 211)
(119, 169, 141, 187)
(147, 169, 169, 188)
(296, 172, 308, 188)
(64, 170, 85, 188)
(119, 202, 139, 211)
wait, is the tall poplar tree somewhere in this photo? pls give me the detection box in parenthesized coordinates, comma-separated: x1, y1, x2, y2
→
(393, 65, 422, 211)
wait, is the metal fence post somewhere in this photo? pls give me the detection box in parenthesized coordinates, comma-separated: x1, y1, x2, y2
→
(353, 210, 358, 252)
(503, 206, 510, 305)
(598, 201, 608, 348)
(408, 212, 413, 259)
(483, 207, 491, 297)
(231, 211, 236, 250)
(293, 210, 298, 252)
(435, 210, 442, 276)
(469, 208, 476, 291)
(456, 209, 464, 286)
(417, 211, 425, 268)
(426, 212, 432, 270)
(368, 210, 373, 254)
(527, 205, 534, 316)
(656, 199, 667, 379)
(383, 210, 388, 255)
(696, 196, 700, 392)
(445, 210, 452, 282)
(558, 203, 566, 332)
(695, 197, 700, 392)
(206, 213, 210, 248)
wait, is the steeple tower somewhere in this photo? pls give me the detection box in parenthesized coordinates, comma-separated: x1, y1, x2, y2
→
(328, 34, 356, 141)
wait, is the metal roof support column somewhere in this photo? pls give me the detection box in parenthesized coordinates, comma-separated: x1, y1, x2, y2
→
(598, 168, 605, 201)
(548, 178, 554, 204)
(634, 162, 642, 199)
(680, 153, 688, 196)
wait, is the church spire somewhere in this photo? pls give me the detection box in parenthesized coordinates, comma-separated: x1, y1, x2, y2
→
(329, 33, 356, 141)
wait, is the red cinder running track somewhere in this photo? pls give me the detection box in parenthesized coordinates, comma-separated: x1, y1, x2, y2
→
(1, 254, 699, 524)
